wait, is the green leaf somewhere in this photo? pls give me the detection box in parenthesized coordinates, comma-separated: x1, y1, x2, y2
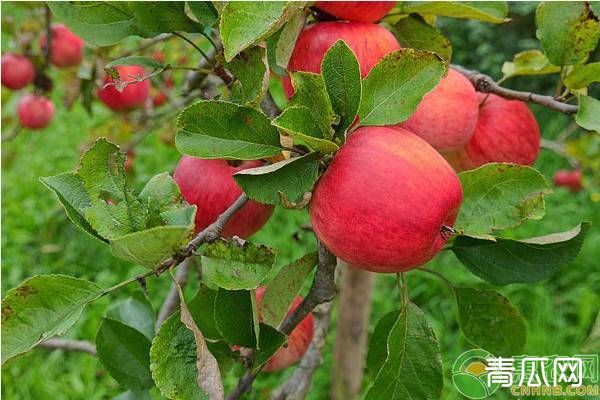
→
(535, 2, 600, 66)
(110, 225, 194, 269)
(186, 1, 218, 27)
(106, 56, 165, 70)
(233, 153, 320, 205)
(219, 1, 304, 62)
(150, 312, 208, 400)
(272, 72, 339, 153)
(501, 49, 560, 78)
(254, 323, 287, 369)
(49, 2, 205, 47)
(223, 46, 269, 105)
(365, 303, 442, 400)
(321, 40, 362, 136)
(576, 96, 600, 132)
(107, 292, 155, 341)
(366, 311, 399, 377)
(455, 287, 526, 356)
(96, 318, 153, 391)
(398, 2, 509, 23)
(1, 275, 102, 364)
(139, 173, 184, 213)
(260, 252, 318, 328)
(455, 163, 551, 239)
(266, 28, 288, 76)
(40, 173, 105, 242)
(176, 101, 282, 160)
(392, 15, 452, 61)
(187, 286, 221, 341)
(275, 10, 308, 70)
(358, 49, 447, 126)
(214, 289, 256, 347)
(201, 239, 276, 290)
(582, 311, 600, 353)
(564, 63, 600, 90)
(113, 390, 151, 400)
(453, 223, 590, 285)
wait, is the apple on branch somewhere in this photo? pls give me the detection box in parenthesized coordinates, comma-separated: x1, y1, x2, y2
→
(40, 24, 84, 68)
(1, 54, 35, 90)
(17, 94, 55, 130)
(98, 65, 151, 111)
(314, 1, 396, 23)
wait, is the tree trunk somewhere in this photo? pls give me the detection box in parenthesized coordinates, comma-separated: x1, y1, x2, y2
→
(331, 261, 375, 400)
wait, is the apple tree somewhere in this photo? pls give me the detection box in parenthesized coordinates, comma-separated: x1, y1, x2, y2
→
(1, 2, 598, 399)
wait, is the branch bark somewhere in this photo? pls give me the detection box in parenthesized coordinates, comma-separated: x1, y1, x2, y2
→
(38, 338, 97, 355)
(226, 240, 338, 400)
(331, 263, 375, 400)
(452, 65, 579, 115)
(270, 300, 334, 400)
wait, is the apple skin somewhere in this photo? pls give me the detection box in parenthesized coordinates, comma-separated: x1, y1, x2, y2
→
(98, 65, 151, 111)
(553, 169, 583, 193)
(283, 21, 400, 97)
(40, 24, 84, 68)
(315, 1, 396, 23)
(310, 126, 463, 273)
(446, 93, 540, 171)
(1, 54, 36, 90)
(394, 68, 479, 153)
(17, 94, 55, 130)
(173, 156, 274, 238)
(255, 287, 314, 372)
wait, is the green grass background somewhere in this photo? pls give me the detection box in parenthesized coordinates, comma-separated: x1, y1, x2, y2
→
(2, 2, 599, 399)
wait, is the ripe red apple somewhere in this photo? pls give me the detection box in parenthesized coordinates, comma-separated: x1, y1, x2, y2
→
(17, 94, 55, 130)
(553, 169, 583, 193)
(315, 1, 396, 22)
(1, 54, 36, 90)
(310, 126, 463, 272)
(173, 156, 274, 238)
(283, 21, 401, 97)
(255, 287, 313, 372)
(446, 94, 541, 171)
(98, 65, 150, 111)
(394, 68, 479, 153)
(40, 24, 84, 68)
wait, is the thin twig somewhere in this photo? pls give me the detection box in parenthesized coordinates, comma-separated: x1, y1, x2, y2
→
(271, 301, 334, 400)
(156, 257, 194, 329)
(261, 91, 282, 118)
(226, 240, 338, 400)
(452, 65, 579, 115)
(172, 32, 212, 65)
(38, 338, 97, 355)
(42, 5, 52, 70)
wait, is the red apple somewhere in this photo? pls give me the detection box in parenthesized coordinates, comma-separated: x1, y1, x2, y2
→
(173, 156, 274, 238)
(124, 151, 135, 173)
(315, 1, 396, 22)
(1, 54, 36, 90)
(446, 94, 541, 171)
(40, 24, 84, 68)
(17, 94, 55, 130)
(98, 65, 150, 111)
(283, 21, 401, 97)
(255, 287, 313, 372)
(394, 68, 479, 153)
(310, 126, 463, 272)
(553, 169, 583, 193)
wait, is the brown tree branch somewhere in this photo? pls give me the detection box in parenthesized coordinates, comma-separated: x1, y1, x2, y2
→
(261, 91, 282, 118)
(270, 300, 334, 400)
(38, 338, 97, 355)
(226, 240, 338, 400)
(452, 65, 579, 115)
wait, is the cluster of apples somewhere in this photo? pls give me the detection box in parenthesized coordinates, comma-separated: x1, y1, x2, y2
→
(1, 24, 84, 130)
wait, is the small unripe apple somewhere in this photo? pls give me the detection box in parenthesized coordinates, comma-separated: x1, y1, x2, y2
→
(17, 94, 55, 130)
(310, 126, 462, 272)
(1, 54, 35, 90)
(315, 1, 396, 23)
(394, 68, 479, 153)
(173, 157, 274, 238)
(40, 24, 84, 68)
(98, 65, 150, 111)
(255, 287, 314, 372)
(283, 21, 401, 97)
(553, 169, 583, 193)
(446, 94, 541, 171)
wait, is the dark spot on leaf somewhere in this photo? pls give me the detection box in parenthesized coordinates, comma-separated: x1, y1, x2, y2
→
(16, 285, 37, 297)
(2, 304, 14, 322)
